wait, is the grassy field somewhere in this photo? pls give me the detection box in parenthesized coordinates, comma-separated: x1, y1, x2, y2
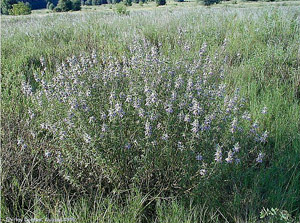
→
(1, 1, 300, 222)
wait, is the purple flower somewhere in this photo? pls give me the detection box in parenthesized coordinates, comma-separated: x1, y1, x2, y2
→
(161, 133, 169, 141)
(145, 120, 152, 138)
(225, 150, 234, 163)
(261, 106, 267, 114)
(242, 112, 251, 121)
(115, 103, 125, 118)
(191, 99, 202, 116)
(83, 133, 92, 144)
(260, 131, 268, 143)
(191, 119, 199, 134)
(235, 158, 241, 164)
(89, 116, 96, 123)
(233, 142, 240, 153)
(165, 103, 173, 114)
(175, 75, 184, 89)
(196, 154, 203, 161)
(178, 112, 184, 121)
(184, 114, 191, 123)
(230, 118, 238, 133)
(199, 169, 206, 176)
(17, 138, 24, 146)
(214, 144, 222, 163)
(44, 150, 51, 158)
(256, 152, 264, 163)
(125, 143, 131, 149)
(102, 123, 108, 132)
(177, 141, 184, 151)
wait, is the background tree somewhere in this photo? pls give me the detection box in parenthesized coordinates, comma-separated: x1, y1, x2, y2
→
(56, 0, 72, 11)
(1, 0, 17, 15)
(9, 1, 31, 15)
(49, 3, 55, 9)
(72, 0, 81, 10)
(124, 0, 132, 6)
(203, 0, 221, 5)
(156, 0, 165, 6)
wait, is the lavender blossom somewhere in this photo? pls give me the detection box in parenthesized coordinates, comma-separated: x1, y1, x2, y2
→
(83, 133, 92, 144)
(225, 150, 234, 163)
(125, 143, 131, 150)
(230, 118, 238, 133)
(145, 120, 152, 138)
(115, 103, 125, 118)
(161, 133, 169, 141)
(260, 131, 269, 143)
(261, 106, 268, 114)
(233, 142, 240, 153)
(89, 116, 96, 123)
(214, 144, 222, 163)
(44, 150, 51, 158)
(256, 152, 264, 163)
(101, 123, 108, 132)
(184, 114, 191, 123)
(191, 119, 199, 134)
(165, 103, 173, 114)
(196, 154, 203, 161)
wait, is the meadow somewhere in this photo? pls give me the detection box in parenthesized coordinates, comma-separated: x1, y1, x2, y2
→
(1, 2, 300, 222)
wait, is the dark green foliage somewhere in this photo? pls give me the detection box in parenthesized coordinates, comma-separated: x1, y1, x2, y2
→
(0, 0, 57, 12)
(1, 0, 17, 14)
(174, 0, 184, 2)
(124, 0, 132, 6)
(203, 0, 220, 5)
(56, 0, 72, 11)
(91, 0, 103, 4)
(156, 0, 165, 6)
(9, 2, 31, 15)
(115, 2, 128, 13)
(49, 2, 55, 9)
(83, 0, 103, 5)
(72, 0, 81, 10)
(54, 0, 81, 11)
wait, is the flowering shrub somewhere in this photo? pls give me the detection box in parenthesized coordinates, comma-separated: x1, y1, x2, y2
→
(21, 37, 269, 195)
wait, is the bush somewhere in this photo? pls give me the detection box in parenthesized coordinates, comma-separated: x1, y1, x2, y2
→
(72, 0, 81, 10)
(56, 0, 72, 11)
(1, 0, 16, 15)
(124, 0, 132, 6)
(203, 0, 221, 5)
(54, 0, 81, 11)
(23, 39, 269, 197)
(9, 2, 31, 15)
(49, 3, 55, 10)
(115, 2, 128, 14)
(156, 0, 166, 6)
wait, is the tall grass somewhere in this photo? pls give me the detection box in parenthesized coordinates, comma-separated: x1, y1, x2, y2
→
(1, 5, 300, 222)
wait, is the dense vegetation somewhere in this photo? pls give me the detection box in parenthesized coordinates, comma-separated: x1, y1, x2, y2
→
(1, 3, 300, 223)
(8, 1, 31, 15)
(2, 0, 298, 13)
